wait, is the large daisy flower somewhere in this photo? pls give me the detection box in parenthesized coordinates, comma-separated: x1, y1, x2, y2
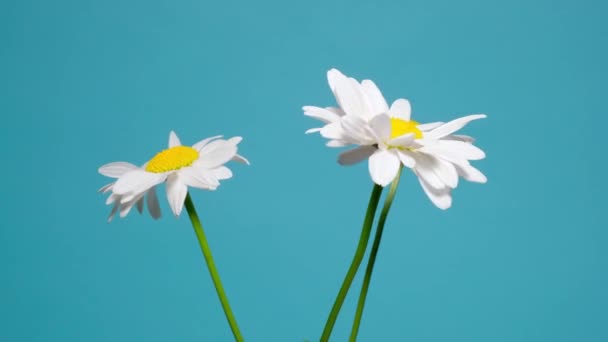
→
(99, 131, 248, 221)
(304, 69, 487, 209)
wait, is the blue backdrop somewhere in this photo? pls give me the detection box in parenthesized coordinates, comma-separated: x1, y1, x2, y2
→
(1, 0, 606, 341)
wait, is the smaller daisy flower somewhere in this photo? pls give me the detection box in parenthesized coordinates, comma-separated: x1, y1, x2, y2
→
(304, 68, 487, 209)
(99, 131, 248, 221)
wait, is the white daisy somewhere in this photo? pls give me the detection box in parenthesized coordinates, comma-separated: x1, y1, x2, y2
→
(98, 131, 248, 221)
(304, 68, 487, 209)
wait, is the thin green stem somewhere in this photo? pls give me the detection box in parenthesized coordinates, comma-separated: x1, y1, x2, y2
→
(349, 168, 403, 341)
(184, 193, 244, 342)
(320, 184, 384, 342)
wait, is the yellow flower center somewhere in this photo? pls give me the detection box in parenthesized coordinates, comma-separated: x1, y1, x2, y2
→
(145, 146, 199, 173)
(390, 118, 423, 139)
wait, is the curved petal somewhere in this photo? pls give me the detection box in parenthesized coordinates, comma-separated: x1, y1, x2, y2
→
(136, 196, 144, 214)
(361, 80, 389, 114)
(396, 150, 416, 168)
(303, 106, 341, 123)
(413, 154, 445, 190)
(326, 140, 349, 147)
(390, 99, 411, 121)
(320, 122, 344, 140)
(436, 140, 485, 160)
(369, 113, 391, 142)
(166, 175, 188, 216)
(338, 146, 376, 166)
(98, 162, 138, 178)
(232, 154, 250, 165)
(432, 156, 459, 188)
(425, 114, 486, 140)
(444, 134, 475, 143)
(198, 140, 238, 169)
(417, 122, 444, 131)
(147, 186, 161, 219)
(192, 135, 223, 151)
(107, 202, 120, 223)
(327, 69, 370, 119)
(120, 192, 145, 218)
(417, 173, 452, 210)
(98, 183, 114, 193)
(211, 166, 233, 180)
(368, 150, 400, 187)
(112, 170, 165, 196)
(455, 163, 487, 183)
(341, 115, 374, 144)
(179, 165, 219, 190)
(227, 136, 242, 146)
(388, 133, 415, 147)
(169, 131, 181, 147)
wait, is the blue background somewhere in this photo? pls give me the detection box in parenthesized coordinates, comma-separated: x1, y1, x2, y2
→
(1, 0, 606, 341)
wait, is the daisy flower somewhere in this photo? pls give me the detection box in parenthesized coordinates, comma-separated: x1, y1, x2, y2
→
(304, 68, 487, 209)
(97, 130, 248, 340)
(99, 131, 248, 221)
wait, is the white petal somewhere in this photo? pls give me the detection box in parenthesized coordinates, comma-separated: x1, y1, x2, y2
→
(326, 107, 346, 116)
(390, 99, 411, 121)
(305, 127, 322, 134)
(443, 134, 475, 143)
(417, 173, 452, 210)
(361, 80, 389, 114)
(417, 122, 444, 131)
(455, 163, 487, 183)
(136, 196, 144, 214)
(147, 186, 162, 219)
(425, 114, 486, 140)
(369, 114, 391, 142)
(179, 166, 219, 190)
(303, 106, 341, 123)
(166, 175, 188, 216)
(396, 150, 416, 168)
(341, 115, 374, 144)
(98, 183, 114, 193)
(320, 122, 344, 140)
(338, 146, 376, 166)
(120, 193, 145, 218)
(112, 170, 165, 196)
(368, 150, 400, 187)
(107, 202, 119, 223)
(169, 131, 181, 147)
(198, 140, 238, 169)
(98, 162, 138, 178)
(211, 166, 232, 180)
(388, 133, 415, 147)
(227, 136, 242, 146)
(436, 140, 485, 160)
(232, 154, 250, 165)
(106, 193, 119, 205)
(432, 156, 459, 188)
(192, 135, 223, 151)
(413, 154, 445, 190)
(326, 140, 349, 147)
(327, 69, 370, 119)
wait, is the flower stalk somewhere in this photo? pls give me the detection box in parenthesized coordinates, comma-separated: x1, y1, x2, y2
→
(349, 167, 403, 341)
(321, 184, 384, 342)
(184, 193, 244, 342)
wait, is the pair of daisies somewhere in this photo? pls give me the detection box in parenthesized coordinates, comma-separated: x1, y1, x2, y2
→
(99, 69, 486, 219)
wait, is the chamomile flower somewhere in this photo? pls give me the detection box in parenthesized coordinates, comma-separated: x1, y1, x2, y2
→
(99, 131, 248, 221)
(304, 68, 486, 209)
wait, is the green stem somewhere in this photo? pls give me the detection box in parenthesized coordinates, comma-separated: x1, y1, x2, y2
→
(184, 193, 244, 342)
(349, 168, 403, 341)
(320, 184, 384, 342)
